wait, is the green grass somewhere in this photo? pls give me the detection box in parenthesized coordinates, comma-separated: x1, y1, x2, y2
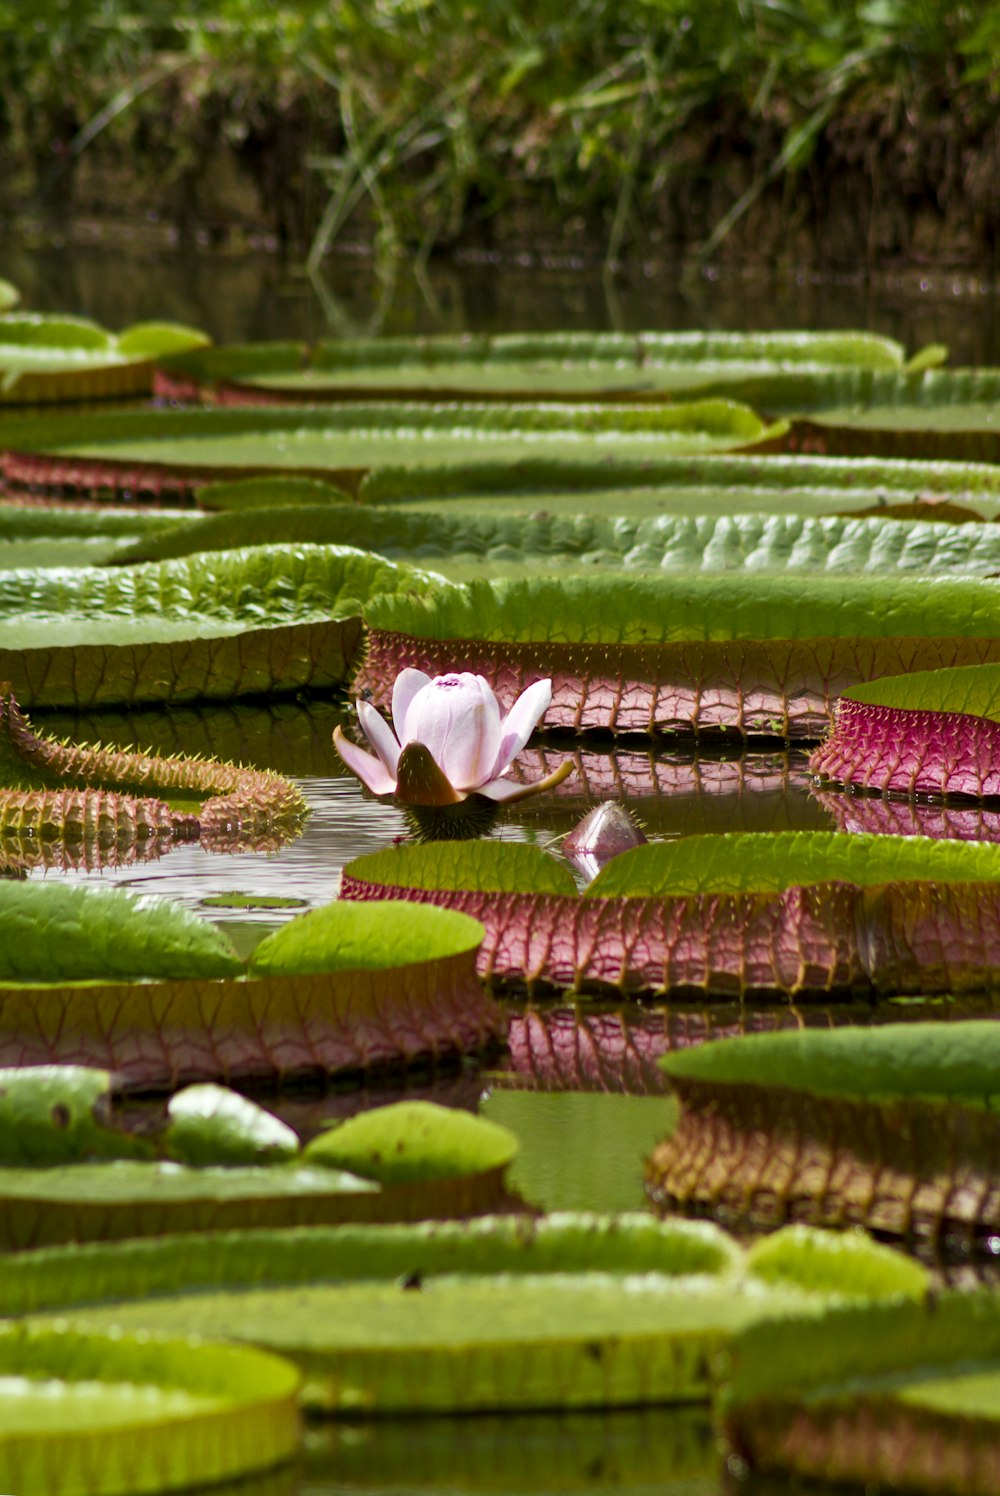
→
(0, 1, 994, 266)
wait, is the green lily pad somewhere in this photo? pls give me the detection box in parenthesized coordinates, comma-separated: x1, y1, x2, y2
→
(107, 505, 1000, 580)
(844, 661, 1000, 720)
(363, 570, 1000, 646)
(166, 1085, 299, 1167)
(724, 1291, 1000, 1495)
(0, 400, 785, 501)
(0, 543, 423, 708)
(0, 313, 209, 404)
(0, 1066, 148, 1167)
(658, 1018, 1000, 1106)
(586, 830, 1000, 897)
(341, 842, 577, 898)
(0, 881, 241, 983)
(0, 892, 501, 1090)
(9, 1215, 923, 1413)
(156, 330, 914, 403)
(0, 1321, 300, 1496)
(360, 452, 1000, 522)
(649, 1020, 1000, 1238)
(194, 475, 353, 510)
(304, 1101, 518, 1184)
(249, 900, 485, 977)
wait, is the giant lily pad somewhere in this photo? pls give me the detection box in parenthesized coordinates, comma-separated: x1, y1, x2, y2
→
(357, 572, 1000, 738)
(340, 832, 1000, 999)
(0, 313, 209, 405)
(0, 543, 428, 708)
(360, 451, 1000, 522)
(724, 1291, 1000, 1495)
(778, 367, 1000, 462)
(7, 1215, 924, 1412)
(0, 504, 182, 570)
(0, 887, 500, 1090)
(0, 400, 783, 502)
(109, 506, 1000, 581)
(153, 330, 921, 404)
(812, 662, 1000, 800)
(649, 1020, 1000, 1238)
(0, 685, 306, 871)
(0, 1321, 300, 1496)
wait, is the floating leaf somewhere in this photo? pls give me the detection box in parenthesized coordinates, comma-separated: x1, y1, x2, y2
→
(364, 571, 1000, 646)
(724, 1292, 1000, 1495)
(360, 452, 1000, 522)
(194, 475, 353, 510)
(649, 1020, 1000, 1237)
(0, 313, 209, 405)
(0, 931, 502, 1091)
(778, 368, 1000, 461)
(305, 1100, 517, 1185)
(357, 572, 1000, 737)
(341, 842, 577, 898)
(0, 543, 423, 708)
(0, 1321, 300, 1496)
(166, 1085, 299, 1167)
(0, 881, 241, 983)
(586, 830, 1000, 897)
(812, 663, 1000, 799)
(249, 900, 486, 977)
(0, 400, 782, 501)
(12, 1215, 922, 1414)
(154, 330, 913, 404)
(342, 833, 1000, 999)
(0, 1066, 147, 1167)
(109, 506, 1000, 579)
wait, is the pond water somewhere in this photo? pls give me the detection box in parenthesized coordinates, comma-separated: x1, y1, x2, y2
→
(8, 239, 1000, 1495)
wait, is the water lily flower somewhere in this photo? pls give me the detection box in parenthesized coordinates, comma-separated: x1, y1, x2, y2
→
(334, 669, 570, 827)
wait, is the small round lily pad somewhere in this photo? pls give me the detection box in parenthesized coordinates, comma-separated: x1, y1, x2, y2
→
(304, 1100, 518, 1185)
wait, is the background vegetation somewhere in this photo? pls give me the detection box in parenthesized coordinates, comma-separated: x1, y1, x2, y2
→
(1, 1, 998, 266)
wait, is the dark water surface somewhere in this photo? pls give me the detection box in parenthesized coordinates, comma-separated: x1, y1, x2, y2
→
(8, 238, 1000, 363)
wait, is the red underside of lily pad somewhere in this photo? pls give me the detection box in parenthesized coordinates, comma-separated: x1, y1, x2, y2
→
(812, 696, 1000, 798)
(357, 632, 1000, 738)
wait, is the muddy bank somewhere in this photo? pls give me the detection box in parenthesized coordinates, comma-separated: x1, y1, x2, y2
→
(3, 77, 1000, 272)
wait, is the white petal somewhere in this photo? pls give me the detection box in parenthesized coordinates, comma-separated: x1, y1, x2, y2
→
(391, 669, 431, 741)
(440, 688, 502, 789)
(332, 727, 397, 795)
(491, 677, 552, 777)
(357, 700, 401, 776)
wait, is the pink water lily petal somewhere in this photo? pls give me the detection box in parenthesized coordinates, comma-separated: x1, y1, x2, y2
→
(402, 673, 503, 790)
(332, 726, 397, 796)
(357, 700, 401, 777)
(391, 668, 431, 742)
(441, 684, 503, 789)
(492, 678, 553, 777)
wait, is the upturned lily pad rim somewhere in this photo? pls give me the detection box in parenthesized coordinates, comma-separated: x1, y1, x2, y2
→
(659, 1019, 1000, 1105)
(344, 832, 1000, 901)
(357, 452, 1000, 504)
(0, 1214, 923, 1321)
(362, 570, 1000, 645)
(0, 1318, 300, 1495)
(341, 842, 577, 898)
(249, 900, 485, 977)
(843, 662, 1000, 723)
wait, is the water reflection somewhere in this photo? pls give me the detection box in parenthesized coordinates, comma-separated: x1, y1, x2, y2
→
(22, 701, 836, 919)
